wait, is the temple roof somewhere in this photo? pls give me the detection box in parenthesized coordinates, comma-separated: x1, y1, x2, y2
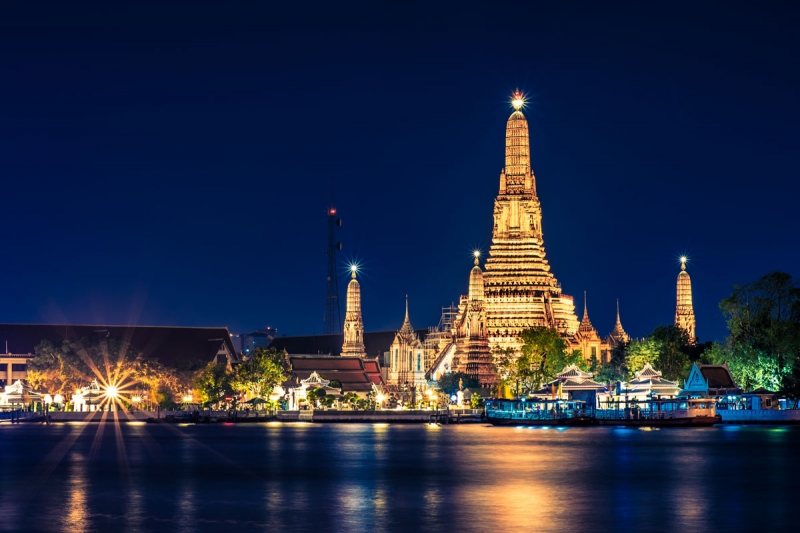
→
(635, 363, 662, 379)
(0, 323, 238, 368)
(608, 299, 629, 344)
(269, 330, 428, 359)
(556, 364, 594, 380)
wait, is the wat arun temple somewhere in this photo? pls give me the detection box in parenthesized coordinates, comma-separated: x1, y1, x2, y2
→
(419, 92, 631, 387)
(272, 91, 696, 393)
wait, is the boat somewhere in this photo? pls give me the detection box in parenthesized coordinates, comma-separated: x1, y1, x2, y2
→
(594, 398, 720, 427)
(485, 398, 594, 426)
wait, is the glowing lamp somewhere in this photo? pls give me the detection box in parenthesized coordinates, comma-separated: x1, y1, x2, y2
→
(44, 394, 53, 404)
(53, 394, 63, 404)
(132, 396, 141, 404)
(105, 385, 118, 399)
(376, 393, 385, 404)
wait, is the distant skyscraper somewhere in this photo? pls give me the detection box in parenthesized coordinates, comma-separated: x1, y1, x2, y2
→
(675, 257, 696, 342)
(341, 266, 366, 358)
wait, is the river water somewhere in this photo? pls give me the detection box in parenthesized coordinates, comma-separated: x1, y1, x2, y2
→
(0, 421, 797, 532)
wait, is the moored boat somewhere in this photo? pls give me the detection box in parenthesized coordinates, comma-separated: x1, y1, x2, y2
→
(594, 398, 719, 427)
(485, 398, 594, 426)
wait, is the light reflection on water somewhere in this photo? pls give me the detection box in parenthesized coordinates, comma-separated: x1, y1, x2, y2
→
(0, 424, 798, 532)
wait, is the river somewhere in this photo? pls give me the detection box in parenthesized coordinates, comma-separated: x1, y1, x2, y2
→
(0, 421, 796, 532)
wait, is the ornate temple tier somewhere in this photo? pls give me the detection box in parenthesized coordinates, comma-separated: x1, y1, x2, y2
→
(484, 94, 579, 350)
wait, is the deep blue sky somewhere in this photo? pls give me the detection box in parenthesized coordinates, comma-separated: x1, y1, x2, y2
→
(1, 2, 798, 343)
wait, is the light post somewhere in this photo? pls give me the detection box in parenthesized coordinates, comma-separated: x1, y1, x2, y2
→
(376, 393, 385, 410)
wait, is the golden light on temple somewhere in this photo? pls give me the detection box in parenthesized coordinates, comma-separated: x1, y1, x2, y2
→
(473, 250, 481, 258)
(511, 90, 525, 110)
(680, 255, 688, 265)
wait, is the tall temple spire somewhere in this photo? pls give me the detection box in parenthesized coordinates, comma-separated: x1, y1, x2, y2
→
(400, 295, 414, 334)
(609, 298, 629, 346)
(579, 291, 595, 334)
(341, 265, 366, 357)
(484, 90, 579, 347)
(469, 251, 485, 301)
(675, 256, 696, 343)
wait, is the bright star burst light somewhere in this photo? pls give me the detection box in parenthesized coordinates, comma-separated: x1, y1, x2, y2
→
(473, 250, 481, 258)
(511, 90, 525, 110)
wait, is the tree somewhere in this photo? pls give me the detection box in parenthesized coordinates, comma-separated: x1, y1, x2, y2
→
(29, 335, 147, 396)
(230, 347, 288, 400)
(518, 327, 570, 391)
(491, 328, 575, 397)
(470, 392, 484, 409)
(719, 272, 800, 391)
(342, 392, 360, 409)
(193, 362, 231, 407)
(625, 338, 661, 376)
(650, 325, 692, 381)
(437, 372, 478, 395)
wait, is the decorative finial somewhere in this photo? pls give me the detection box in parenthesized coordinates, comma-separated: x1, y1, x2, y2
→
(350, 264, 358, 279)
(511, 90, 525, 111)
(583, 290, 588, 318)
(473, 249, 481, 266)
(680, 256, 687, 271)
(405, 294, 409, 321)
(616, 298, 621, 323)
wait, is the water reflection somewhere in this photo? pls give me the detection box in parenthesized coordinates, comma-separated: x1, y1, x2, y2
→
(65, 452, 88, 533)
(1, 424, 799, 532)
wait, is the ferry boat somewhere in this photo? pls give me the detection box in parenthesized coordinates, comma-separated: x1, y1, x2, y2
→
(485, 398, 594, 426)
(594, 398, 720, 427)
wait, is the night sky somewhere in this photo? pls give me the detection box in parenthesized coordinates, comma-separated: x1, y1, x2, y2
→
(1, 2, 798, 343)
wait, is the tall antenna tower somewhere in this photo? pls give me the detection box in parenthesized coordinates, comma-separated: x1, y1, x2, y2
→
(323, 199, 343, 334)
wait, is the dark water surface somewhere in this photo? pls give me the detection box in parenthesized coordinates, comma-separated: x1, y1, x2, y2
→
(0, 421, 797, 532)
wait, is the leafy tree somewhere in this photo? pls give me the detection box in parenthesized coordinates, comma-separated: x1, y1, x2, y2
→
(438, 372, 478, 395)
(28, 335, 155, 396)
(230, 347, 288, 400)
(720, 272, 800, 391)
(625, 338, 661, 375)
(193, 362, 231, 407)
(650, 325, 692, 381)
(470, 392, 484, 409)
(596, 342, 627, 384)
(491, 328, 580, 396)
(342, 392, 360, 409)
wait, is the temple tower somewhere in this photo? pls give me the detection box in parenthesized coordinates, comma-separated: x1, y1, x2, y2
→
(675, 257, 696, 343)
(341, 266, 366, 357)
(388, 297, 426, 388)
(483, 91, 579, 351)
(572, 291, 609, 365)
(452, 252, 496, 387)
(608, 299, 630, 348)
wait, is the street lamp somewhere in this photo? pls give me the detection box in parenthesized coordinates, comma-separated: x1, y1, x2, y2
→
(44, 394, 53, 413)
(376, 393, 385, 410)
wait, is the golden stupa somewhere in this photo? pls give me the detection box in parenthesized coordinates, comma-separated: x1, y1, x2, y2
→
(483, 91, 580, 351)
